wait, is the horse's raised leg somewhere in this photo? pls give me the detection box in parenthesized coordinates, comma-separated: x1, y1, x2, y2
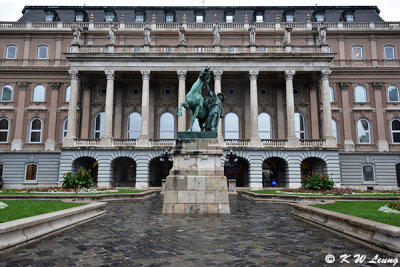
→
(177, 102, 186, 117)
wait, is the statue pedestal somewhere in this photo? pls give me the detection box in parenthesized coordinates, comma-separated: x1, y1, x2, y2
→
(162, 136, 230, 214)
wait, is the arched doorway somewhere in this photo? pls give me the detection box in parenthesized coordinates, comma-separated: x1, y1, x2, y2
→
(300, 157, 327, 177)
(262, 157, 288, 187)
(112, 157, 136, 187)
(224, 157, 249, 187)
(72, 157, 98, 184)
(396, 163, 400, 188)
(149, 157, 173, 187)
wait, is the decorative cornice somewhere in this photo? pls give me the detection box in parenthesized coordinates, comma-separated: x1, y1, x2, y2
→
(338, 82, 349, 90)
(68, 69, 79, 80)
(141, 69, 151, 80)
(249, 70, 259, 80)
(213, 70, 223, 80)
(371, 82, 384, 90)
(321, 69, 332, 80)
(176, 69, 187, 80)
(50, 82, 61, 90)
(17, 81, 28, 90)
(105, 70, 115, 80)
(284, 70, 295, 80)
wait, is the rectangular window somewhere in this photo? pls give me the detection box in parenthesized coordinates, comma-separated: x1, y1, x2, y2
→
(384, 46, 395, 60)
(362, 164, 375, 182)
(286, 15, 294, 23)
(75, 14, 84, 22)
(135, 15, 144, 23)
(316, 14, 324, 22)
(45, 14, 54, 22)
(196, 15, 204, 23)
(352, 46, 363, 60)
(226, 15, 234, 23)
(25, 164, 37, 181)
(346, 14, 354, 22)
(256, 15, 263, 22)
(166, 15, 174, 23)
(37, 46, 48, 59)
(6, 46, 17, 59)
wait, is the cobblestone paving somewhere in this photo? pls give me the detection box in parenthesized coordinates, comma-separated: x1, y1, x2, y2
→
(0, 196, 389, 266)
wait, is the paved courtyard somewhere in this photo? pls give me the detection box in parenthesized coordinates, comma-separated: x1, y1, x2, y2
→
(0, 196, 387, 266)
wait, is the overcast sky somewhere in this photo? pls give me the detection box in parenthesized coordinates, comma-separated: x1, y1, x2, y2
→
(0, 0, 398, 21)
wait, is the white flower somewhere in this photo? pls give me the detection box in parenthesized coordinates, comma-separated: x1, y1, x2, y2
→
(0, 201, 8, 209)
(378, 205, 400, 214)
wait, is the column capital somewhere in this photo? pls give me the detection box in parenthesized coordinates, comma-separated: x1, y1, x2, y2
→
(249, 70, 259, 81)
(50, 82, 61, 90)
(177, 69, 187, 80)
(371, 82, 384, 90)
(17, 81, 28, 90)
(213, 70, 223, 80)
(105, 70, 115, 80)
(141, 69, 151, 80)
(284, 70, 296, 80)
(338, 82, 349, 91)
(68, 69, 79, 80)
(321, 69, 332, 80)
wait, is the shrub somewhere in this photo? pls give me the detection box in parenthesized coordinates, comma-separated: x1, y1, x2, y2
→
(301, 171, 334, 191)
(388, 201, 400, 211)
(62, 168, 94, 190)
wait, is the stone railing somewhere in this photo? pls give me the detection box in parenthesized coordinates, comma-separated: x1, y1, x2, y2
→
(74, 139, 100, 147)
(261, 139, 288, 148)
(150, 139, 176, 147)
(224, 139, 250, 147)
(1, 21, 400, 31)
(300, 139, 326, 148)
(112, 139, 137, 147)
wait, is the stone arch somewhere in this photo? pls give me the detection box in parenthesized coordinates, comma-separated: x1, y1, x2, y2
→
(111, 157, 136, 187)
(260, 150, 290, 162)
(262, 156, 289, 187)
(70, 150, 101, 162)
(300, 157, 327, 177)
(72, 156, 98, 184)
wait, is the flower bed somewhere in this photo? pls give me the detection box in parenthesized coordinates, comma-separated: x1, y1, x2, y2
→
(279, 188, 400, 195)
(0, 187, 118, 194)
(378, 201, 400, 214)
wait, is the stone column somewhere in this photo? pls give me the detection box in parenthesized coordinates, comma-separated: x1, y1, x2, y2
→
(80, 84, 91, 139)
(102, 70, 115, 146)
(339, 82, 354, 151)
(114, 87, 123, 139)
(321, 70, 336, 147)
(276, 86, 285, 139)
(309, 84, 320, 139)
(249, 70, 261, 147)
(139, 69, 151, 146)
(213, 70, 224, 142)
(372, 82, 389, 151)
(284, 70, 299, 147)
(177, 69, 187, 132)
(45, 82, 60, 151)
(11, 82, 28, 151)
(63, 69, 79, 147)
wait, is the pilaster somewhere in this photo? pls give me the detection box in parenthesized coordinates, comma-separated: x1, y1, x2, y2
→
(249, 70, 261, 147)
(177, 69, 187, 132)
(139, 69, 151, 147)
(321, 70, 336, 148)
(284, 70, 300, 147)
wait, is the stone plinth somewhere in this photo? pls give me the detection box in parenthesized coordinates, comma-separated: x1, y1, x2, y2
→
(162, 137, 230, 213)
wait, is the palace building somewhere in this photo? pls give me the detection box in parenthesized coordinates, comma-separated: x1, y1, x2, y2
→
(0, 5, 399, 189)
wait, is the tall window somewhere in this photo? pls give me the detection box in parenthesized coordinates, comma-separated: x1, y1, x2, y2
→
(165, 13, 174, 23)
(354, 85, 367, 103)
(352, 46, 363, 60)
(25, 163, 38, 181)
(135, 13, 144, 22)
(0, 118, 9, 143)
(391, 119, 400, 144)
(258, 113, 272, 139)
(65, 85, 71, 102)
(127, 112, 142, 139)
(357, 119, 371, 144)
(94, 112, 105, 139)
(224, 112, 240, 139)
(6, 45, 17, 59)
(388, 85, 400, 102)
(295, 112, 306, 139)
(332, 119, 338, 144)
(329, 85, 335, 103)
(62, 119, 68, 141)
(0, 84, 13, 102)
(37, 45, 48, 59)
(29, 118, 42, 143)
(384, 45, 396, 60)
(159, 112, 175, 139)
(362, 164, 375, 182)
(33, 85, 46, 102)
(105, 12, 115, 22)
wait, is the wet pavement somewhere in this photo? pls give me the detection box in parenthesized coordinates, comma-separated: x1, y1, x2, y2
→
(0, 196, 390, 266)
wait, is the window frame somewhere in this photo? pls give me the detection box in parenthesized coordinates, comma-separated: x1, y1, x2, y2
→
(165, 13, 174, 23)
(195, 14, 204, 23)
(391, 119, 400, 144)
(45, 12, 54, 22)
(285, 14, 294, 23)
(255, 14, 264, 23)
(354, 85, 368, 103)
(332, 119, 338, 144)
(345, 13, 354, 22)
(0, 84, 13, 102)
(29, 118, 43, 143)
(37, 45, 49, 60)
(258, 112, 272, 139)
(75, 12, 85, 22)
(135, 13, 144, 23)
(361, 163, 376, 183)
(224, 112, 240, 139)
(105, 11, 115, 22)
(126, 112, 142, 139)
(0, 118, 9, 143)
(315, 14, 325, 22)
(225, 14, 234, 23)
(94, 112, 105, 139)
(329, 85, 335, 103)
(24, 163, 38, 182)
(384, 45, 396, 60)
(62, 118, 68, 141)
(32, 84, 46, 102)
(352, 46, 364, 60)
(295, 112, 306, 139)
(357, 118, 371, 144)
(5, 45, 17, 59)
(388, 85, 400, 102)
(159, 112, 175, 139)
(65, 85, 71, 102)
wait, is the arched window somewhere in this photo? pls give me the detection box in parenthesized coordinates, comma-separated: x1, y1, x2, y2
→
(0, 118, 9, 143)
(332, 119, 338, 144)
(391, 119, 400, 144)
(29, 118, 42, 143)
(352, 46, 363, 60)
(6, 45, 17, 59)
(362, 164, 375, 182)
(37, 45, 48, 59)
(25, 163, 38, 181)
(94, 112, 105, 139)
(0, 84, 13, 102)
(159, 112, 175, 139)
(224, 112, 240, 139)
(329, 85, 335, 103)
(62, 119, 68, 141)
(295, 112, 306, 139)
(33, 85, 46, 102)
(127, 112, 142, 139)
(354, 85, 367, 103)
(388, 85, 400, 102)
(258, 112, 272, 139)
(65, 85, 71, 102)
(357, 119, 371, 144)
(384, 45, 396, 60)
